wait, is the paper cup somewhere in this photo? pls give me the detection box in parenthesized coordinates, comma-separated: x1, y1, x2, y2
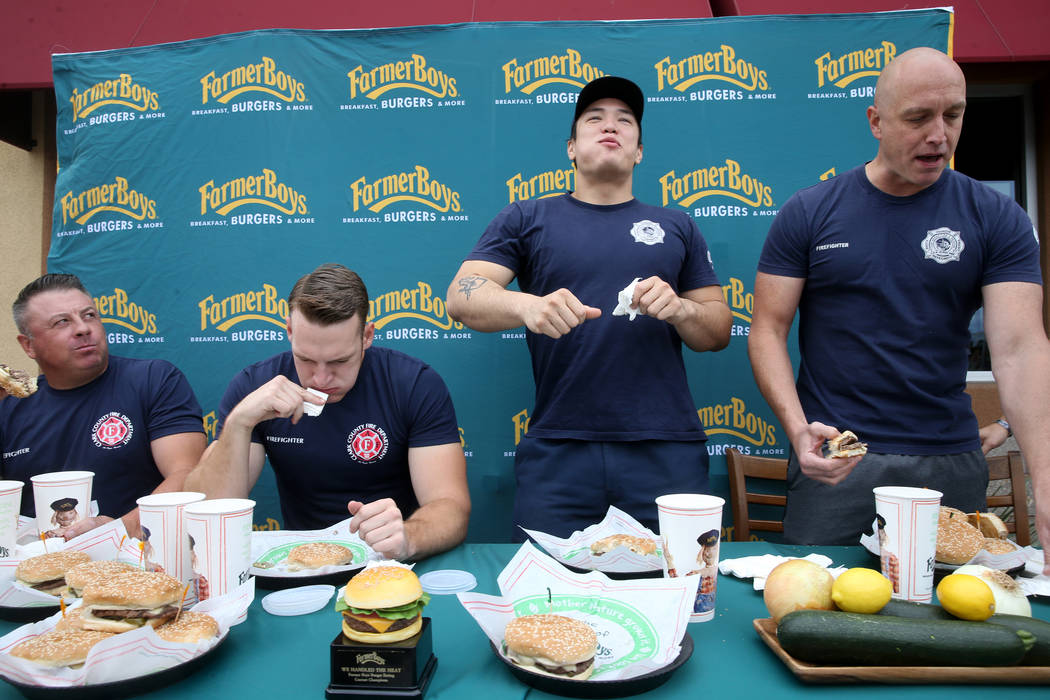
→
(136, 491, 206, 586)
(873, 486, 942, 602)
(0, 481, 23, 557)
(30, 471, 94, 537)
(183, 498, 255, 601)
(656, 493, 725, 622)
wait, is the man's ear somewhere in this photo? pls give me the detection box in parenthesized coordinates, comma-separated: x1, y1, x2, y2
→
(363, 321, 375, 350)
(17, 334, 34, 360)
(866, 105, 881, 140)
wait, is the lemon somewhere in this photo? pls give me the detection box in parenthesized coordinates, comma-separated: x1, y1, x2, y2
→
(830, 567, 893, 613)
(936, 573, 996, 620)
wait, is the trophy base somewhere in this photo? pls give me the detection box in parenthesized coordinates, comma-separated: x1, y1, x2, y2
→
(326, 617, 437, 699)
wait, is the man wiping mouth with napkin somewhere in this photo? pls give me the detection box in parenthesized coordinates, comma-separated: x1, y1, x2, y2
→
(446, 76, 732, 538)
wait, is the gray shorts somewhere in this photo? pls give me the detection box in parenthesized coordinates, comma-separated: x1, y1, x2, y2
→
(782, 450, 988, 546)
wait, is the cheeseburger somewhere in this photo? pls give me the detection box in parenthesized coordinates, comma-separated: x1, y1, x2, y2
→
(0, 362, 37, 398)
(503, 614, 597, 680)
(10, 628, 114, 668)
(826, 430, 868, 459)
(15, 550, 91, 596)
(64, 559, 137, 597)
(154, 611, 220, 644)
(80, 571, 184, 633)
(336, 566, 429, 644)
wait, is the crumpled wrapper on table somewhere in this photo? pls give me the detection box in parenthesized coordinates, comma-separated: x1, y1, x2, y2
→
(0, 577, 253, 687)
(521, 506, 662, 573)
(1018, 546, 1050, 597)
(718, 553, 846, 591)
(0, 518, 142, 607)
(458, 542, 697, 681)
(249, 517, 376, 579)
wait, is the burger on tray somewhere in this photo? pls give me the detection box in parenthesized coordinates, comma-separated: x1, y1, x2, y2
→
(503, 613, 597, 680)
(335, 566, 429, 643)
(80, 571, 184, 633)
(15, 551, 91, 596)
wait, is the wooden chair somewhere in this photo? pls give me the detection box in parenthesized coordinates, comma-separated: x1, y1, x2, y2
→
(726, 448, 788, 541)
(986, 450, 1031, 546)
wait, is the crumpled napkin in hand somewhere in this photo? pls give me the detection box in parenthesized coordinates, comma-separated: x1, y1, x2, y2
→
(718, 553, 846, 590)
(612, 277, 642, 320)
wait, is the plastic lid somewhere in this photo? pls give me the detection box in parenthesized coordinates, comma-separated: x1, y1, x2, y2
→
(261, 584, 336, 616)
(419, 569, 477, 594)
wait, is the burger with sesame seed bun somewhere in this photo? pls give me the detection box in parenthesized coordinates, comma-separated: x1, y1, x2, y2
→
(335, 565, 429, 644)
(503, 614, 597, 680)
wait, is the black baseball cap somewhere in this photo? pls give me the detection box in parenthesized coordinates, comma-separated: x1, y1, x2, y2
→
(572, 76, 644, 131)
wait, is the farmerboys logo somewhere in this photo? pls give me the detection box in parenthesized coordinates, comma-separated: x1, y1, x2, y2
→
(191, 284, 288, 344)
(343, 55, 462, 110)
(193, 169, 311, 227)
(95, 288, 162, 345)
(497, 49, 604, 106)
(809, 41, 897, 100)
(347, 424, 389, 464)
(57, 178, 159, 238)
(653, 46, 772, 103)
(698, 397, 777, 449)
(65, 74, 163, 134)
(506, 168, 576, 203)
(721, 277, 753, 339)
(196, 57, 310, 114)
(659, 159, 775, 218)
(92, 412, 134, 449)
(345, 166, 464, 224)
(367, 282, 468, 342)
(513, 594, 658, 675)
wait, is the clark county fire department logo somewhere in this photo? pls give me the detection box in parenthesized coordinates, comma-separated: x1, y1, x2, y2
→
(91, 412, 134, 449)
(347, 423, 389, 463)
(630, 220, 665, 246)
(921, 227, 964, 264)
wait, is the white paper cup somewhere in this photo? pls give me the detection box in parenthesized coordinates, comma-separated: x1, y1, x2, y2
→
(30, 471, 94, 537)
(873, 486, 942, 602)
(136, 491, 206, 586)
(183, 498, 255, 601)
(0, 481, 24, 557)
(656, 493, 725, 622)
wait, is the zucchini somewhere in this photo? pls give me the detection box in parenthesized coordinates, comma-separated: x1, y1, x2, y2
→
(777, 610, 1035, 666)
(986, 614, 1050, 666)
(876, 599, 954, 620)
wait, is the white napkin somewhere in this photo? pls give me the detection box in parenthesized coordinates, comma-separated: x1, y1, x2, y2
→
(718, 553, 846, 590)
(303, 388, 328, 417)
(612, 277, 642, 320)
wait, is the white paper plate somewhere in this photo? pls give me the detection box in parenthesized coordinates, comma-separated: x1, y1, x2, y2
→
(261, 584, 335, 616)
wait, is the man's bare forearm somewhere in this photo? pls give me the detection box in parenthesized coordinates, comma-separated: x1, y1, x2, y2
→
(447, 273, 534, 332)
(673, 298, 732, 352)
(402, 497, 470, 560)
(184, 420, 254, 499)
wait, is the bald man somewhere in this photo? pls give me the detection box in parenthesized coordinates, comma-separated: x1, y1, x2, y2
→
(749, 47, 1050, 571)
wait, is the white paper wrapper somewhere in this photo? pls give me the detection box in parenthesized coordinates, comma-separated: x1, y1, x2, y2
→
(250, 518, 376, 578)
(457, 542, 696, 682)
(611, 278, 642, 321)
(0, 578, 253, 688)
(859, 519, 1029, 573)
(1018, 546, 1050, 597)
(718, 553, 846, 590)
(0, 519, 143, 607)
(521, 507, 662, 573)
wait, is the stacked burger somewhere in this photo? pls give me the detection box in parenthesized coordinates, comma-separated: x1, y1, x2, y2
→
(9, 557, 219, 668)
(335, 565, 430, 644)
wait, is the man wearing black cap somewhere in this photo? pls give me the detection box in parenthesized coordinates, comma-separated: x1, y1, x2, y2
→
(447, 76, 732, 537)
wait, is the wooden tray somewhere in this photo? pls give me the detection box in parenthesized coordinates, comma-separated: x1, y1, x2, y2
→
(753, 618, 1050, 684)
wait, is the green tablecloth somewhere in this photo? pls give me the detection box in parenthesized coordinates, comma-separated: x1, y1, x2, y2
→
(1, 541, 1047, 698)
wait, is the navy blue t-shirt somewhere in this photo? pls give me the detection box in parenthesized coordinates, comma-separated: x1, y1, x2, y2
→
(758, 166, 1041, 453)
(217, 347, 460, 530)
(468, 194, 721, 440)
(0, 356, 205, 518)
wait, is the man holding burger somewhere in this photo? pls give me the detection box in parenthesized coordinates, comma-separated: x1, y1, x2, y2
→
(185, 263, 470, 562)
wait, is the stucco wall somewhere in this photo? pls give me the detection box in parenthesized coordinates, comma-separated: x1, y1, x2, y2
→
(0, 91, 46, 371)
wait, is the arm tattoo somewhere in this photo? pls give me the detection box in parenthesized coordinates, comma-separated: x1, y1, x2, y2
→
(457, 275, 488, 300)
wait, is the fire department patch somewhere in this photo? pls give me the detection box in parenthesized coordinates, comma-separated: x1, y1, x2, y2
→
(346, 423, 389, 464)
(91, 412, 134, 449)
(921, 227, 964, 264)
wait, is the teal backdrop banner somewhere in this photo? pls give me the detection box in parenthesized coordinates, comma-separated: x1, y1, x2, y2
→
(49, 10, 952, 541)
